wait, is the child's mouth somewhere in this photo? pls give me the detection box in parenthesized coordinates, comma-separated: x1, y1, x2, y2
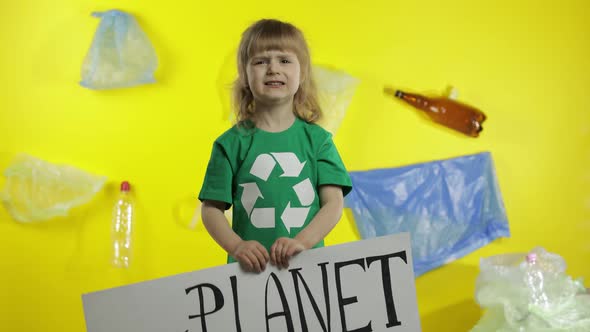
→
(265, 81, 285, 86)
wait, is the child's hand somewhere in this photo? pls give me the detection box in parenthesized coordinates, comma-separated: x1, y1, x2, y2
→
(270, 237, 305, 269)
(231, 240, 269, 273)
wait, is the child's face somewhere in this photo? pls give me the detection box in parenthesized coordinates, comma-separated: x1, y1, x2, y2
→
(246, 49, 301, 108)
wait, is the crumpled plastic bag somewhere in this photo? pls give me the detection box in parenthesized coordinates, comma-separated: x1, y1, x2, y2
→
(174, 198, 233, 231)
(313, 65, 359, 135)
(80, 9, 158, 89)
(1, 154, 107, 222)
(344, 152, 510, 276)
(471, 247, 590, 331)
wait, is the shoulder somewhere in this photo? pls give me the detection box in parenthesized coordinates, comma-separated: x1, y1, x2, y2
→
(299, 119, 332, 144)
(214, 122, 255, 148)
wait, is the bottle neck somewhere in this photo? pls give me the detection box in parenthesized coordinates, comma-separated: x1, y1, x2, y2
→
(395, 90, 428, 108)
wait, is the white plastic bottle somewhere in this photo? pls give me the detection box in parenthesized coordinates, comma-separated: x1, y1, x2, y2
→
(112, 181, 133, 268)
(523, 252, 549, 308)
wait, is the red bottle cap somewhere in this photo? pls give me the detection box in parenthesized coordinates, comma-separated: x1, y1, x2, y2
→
(526, 253, 537, 264)
(120, 181, 131, 192)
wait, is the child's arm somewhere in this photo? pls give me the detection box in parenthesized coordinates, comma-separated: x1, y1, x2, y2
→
(201, 200, 270, 272)
(270, 185, 344, 268)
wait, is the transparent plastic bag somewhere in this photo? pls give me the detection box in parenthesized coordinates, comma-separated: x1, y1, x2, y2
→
(173, 196, 233, 231)
(1, 154, 107, 222)
(216, 62, 359, 132)
(344, 152, 510, 276)
(80, 9, 158, 89)
(313, 65, 359, 135)
(471, 247, 590, 331)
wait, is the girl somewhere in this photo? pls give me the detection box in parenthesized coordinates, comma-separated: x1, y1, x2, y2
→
(199, 19, 352, 273)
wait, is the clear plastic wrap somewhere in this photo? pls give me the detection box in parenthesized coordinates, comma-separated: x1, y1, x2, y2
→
(173, 198, 233, 231)
(217, 63, 358, 133)
(344, 152, 510, 276)
(471, 247, 590, 331)
(313, 65, 359, 135)
(1, 154, 106, 222)
(80, 10, 158, 89)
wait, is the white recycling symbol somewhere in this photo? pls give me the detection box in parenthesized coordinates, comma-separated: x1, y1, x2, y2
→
(239, 152, 315, 234)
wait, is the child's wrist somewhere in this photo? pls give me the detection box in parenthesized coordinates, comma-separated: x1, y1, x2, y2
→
(226, 238, 243, 255)
(294, 235, 312, 250)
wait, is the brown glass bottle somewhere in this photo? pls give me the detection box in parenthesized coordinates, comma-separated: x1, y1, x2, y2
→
(385, 88, 487, 137)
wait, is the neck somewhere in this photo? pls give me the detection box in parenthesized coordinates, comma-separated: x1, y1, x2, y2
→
(253, 102, 296, 132)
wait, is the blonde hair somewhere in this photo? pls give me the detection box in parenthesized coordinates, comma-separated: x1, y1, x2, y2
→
(233, 19, 321, 125)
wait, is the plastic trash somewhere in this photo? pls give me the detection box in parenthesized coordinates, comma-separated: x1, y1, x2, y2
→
(385, 87, 487, 137)
(217, 62, 358, 132)
(112, 181, 134, 268)
(471, 247, 590, 331)
(1, 154, 107, 222)
(173, 196, 233, 231)
(180, 202, 232, 230)
(344, 152, 510, 276)
(80, 9, 158, 89)
(314, 65, 359, 135)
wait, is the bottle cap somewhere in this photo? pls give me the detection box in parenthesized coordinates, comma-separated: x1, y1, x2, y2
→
(526, 252, 537, 263)
(120, 181, 131, 192)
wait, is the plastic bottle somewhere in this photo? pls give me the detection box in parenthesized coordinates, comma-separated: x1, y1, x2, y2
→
(523, 252, 550, 309)
(384, 88, 487, 137)
(112, 181, 133, 268)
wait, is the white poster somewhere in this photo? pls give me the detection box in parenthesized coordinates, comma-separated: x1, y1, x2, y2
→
(83, 232, 421, 332)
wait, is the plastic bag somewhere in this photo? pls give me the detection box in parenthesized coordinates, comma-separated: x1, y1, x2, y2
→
(80, 10, 158, 89)
(344, 152, 510, 276)
(314, 65, 359, 135)
(1, 154, 107, 222)
(471, 247, 590, 331)
(216, 62, 359, 132)
(173, 196, 234, 231)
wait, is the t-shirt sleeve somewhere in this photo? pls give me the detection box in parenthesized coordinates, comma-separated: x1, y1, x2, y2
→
(198, 142, 233, 209)
(317, 136, 352, 197)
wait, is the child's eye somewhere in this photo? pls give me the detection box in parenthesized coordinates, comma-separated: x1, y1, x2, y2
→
(253, 59, 268, 65)
(281, 59, 291, 64)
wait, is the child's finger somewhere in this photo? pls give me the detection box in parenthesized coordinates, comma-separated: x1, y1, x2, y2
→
(238, 255, 254, 272)
(270, 241, 281, 265)
(252, 248, 268, 271)
(283, 242, 304, 269)
(270, 249, 277, 266)
(281, 246, 289, 269)
(273, 244, 284, 267)
(246, 251, 263, 272)
(256, 243, 270, 262)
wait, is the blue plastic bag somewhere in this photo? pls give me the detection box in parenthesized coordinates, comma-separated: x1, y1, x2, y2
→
(80, 10, 158, 89)
(345, 152, 510, 276)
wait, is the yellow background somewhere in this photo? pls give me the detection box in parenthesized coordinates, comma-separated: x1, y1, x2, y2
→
(1, 0, 589, 331)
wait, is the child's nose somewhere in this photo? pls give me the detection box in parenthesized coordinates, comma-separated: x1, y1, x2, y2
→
(266, 61, 279, 74)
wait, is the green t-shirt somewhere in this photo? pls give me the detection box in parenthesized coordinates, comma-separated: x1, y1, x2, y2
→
(199, 117, 352, 262)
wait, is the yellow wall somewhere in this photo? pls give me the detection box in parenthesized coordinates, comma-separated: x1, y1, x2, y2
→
(1, 1, 589, 331)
